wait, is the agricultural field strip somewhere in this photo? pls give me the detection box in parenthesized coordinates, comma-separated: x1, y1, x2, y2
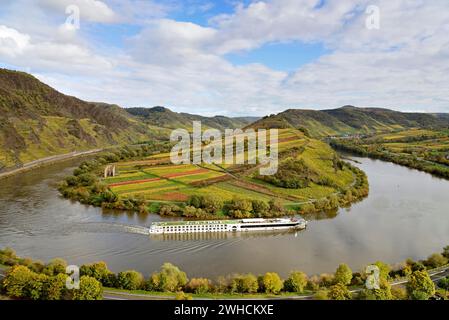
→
(104, 129, 356, 204)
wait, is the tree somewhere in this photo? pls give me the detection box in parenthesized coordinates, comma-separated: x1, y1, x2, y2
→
(262, 272, 283, 294)
(391, 287, 408, 300)
(318, 273, 335, 287)
(359, 278, 393, 300)
(424, 253, 448, 269)
(148, 263, 188, 292)
(227, 198, 253, 217)
(328, 283, 352, 300)
(80, 261, 114, 286)
(43, 273, 67, 300)
(442, 246, 449, 259)
(406, 270, 435, 300)
(251, 200, 270, 216)
(43, 258, 67, 276)
(437, 276, 449, 293)
(71, 276, 103, 300)
(230, 274, 258, 294)
(334, 264, 352, 285)
(3, 265, 35, 298)
(117, 270, 144, 290)
(284, 271, 308, 293)
(268, 199, 284, 214)
(201, 195, 223, 214)
(373, 261, 391, 280)
(186, 278, 211, 294)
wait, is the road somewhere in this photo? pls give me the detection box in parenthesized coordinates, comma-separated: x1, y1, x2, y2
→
(1, 266, 448, 300)
(0, 149, 103, 180)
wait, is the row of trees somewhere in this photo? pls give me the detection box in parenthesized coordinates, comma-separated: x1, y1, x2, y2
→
(58, 143, 171, 212)
(157, 196, 291, 219)
(0, 249, 102, 300)
(2, 246, 448, 300)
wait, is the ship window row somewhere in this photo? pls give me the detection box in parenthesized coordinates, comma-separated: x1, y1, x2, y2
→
(163, 225, 227, 230)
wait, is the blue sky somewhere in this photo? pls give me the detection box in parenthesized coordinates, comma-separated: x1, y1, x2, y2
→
(82, 0, 329, 73)
(226, 41, 328, 72)
(0, 0, 448, 116)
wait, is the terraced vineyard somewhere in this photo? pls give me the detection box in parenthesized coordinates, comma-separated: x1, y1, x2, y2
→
(103, 129, 358, 208)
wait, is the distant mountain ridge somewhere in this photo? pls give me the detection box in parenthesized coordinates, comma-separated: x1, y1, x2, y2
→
(250, 105, 449, 137)
(1, 68, 449, 170)
(126, 106, 259, 131)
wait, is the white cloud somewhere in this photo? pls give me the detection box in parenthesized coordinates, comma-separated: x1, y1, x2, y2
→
(38, 0, 117, 23)
(0, 0, 449, 116)
(0, 25, 30, 57)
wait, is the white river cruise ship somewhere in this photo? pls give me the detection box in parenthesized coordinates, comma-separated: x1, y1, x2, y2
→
(148, 218, 307, 235)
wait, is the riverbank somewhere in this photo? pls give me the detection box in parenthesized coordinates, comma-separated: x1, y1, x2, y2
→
(1, 247, 448, 300)
(0, 149, 104, 180)
(2, 153, 449, 279)
(331, 141, 449, 180)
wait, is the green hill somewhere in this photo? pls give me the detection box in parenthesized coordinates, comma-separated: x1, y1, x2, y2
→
(250, 105, 449, 137)
(0, 69, 164, 170)
(0, 69, 256, 171)
(126, 106, 258, 131)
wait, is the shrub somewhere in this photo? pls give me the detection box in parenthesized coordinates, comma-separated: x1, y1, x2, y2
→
(251, 200, 270, 217)
(407, 270, 435, 300)
(334, 264, 353, 285)
(391, 286, 408, 300)
(117, 270, 144, 290)
(71, 276, 103, 300)
(3, 265, 35, 298)
(186, 278, 211, 294)
(306, 275, 320, 291)
(230, 274, 258, 294)
(261, 272, 283, 294)
(147, 263, 188, 292)
(424, 253, 448, 269)
(437, 277, 449, 291)
(80, 261, 114, 287)
(268, 198, 284, 214)
(42, 273, 67, 300)
(318, 273, 335, 287)
(284, 271, 308, 293)
(226, 198, 253, 217)
(328, 283, 351, 300)
(42, 258, 67, 276)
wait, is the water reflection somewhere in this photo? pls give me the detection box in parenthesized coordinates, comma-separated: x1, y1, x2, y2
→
(150, 229, 305, 242)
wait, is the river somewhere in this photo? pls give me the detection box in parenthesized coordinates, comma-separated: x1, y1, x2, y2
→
(1, 155, 449, 278)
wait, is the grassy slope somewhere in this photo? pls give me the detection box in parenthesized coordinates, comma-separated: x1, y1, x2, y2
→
(0, 69, 166, 169)
(250, 105, 449, 138)
(104, 129, 356, 205)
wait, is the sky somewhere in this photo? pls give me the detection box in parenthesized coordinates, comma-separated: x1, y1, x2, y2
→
(0, 0, 448, 116)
